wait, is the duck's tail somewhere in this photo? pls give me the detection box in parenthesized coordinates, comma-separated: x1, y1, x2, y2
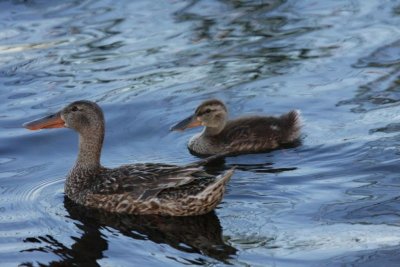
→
(197, 168, 235, 214)
(207, 168, 234, 193)
(281, 110, 302, 142)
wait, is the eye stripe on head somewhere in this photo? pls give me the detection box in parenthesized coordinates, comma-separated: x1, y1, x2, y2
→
(195, 99, 227, 115)
(197, 108, 214, 116)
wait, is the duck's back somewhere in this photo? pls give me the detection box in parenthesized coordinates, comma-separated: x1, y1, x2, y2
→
(216, 110, 301, 154)
(71, 163, 233, 216)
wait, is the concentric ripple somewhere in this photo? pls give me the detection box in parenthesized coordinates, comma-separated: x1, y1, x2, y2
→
(1, 0, 400, 266)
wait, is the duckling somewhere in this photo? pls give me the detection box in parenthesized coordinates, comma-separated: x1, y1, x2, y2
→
(23, 100, 234, 216)
(171, 99, 301, 155)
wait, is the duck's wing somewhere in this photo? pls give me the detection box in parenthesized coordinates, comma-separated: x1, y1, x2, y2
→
(94, 163, 211, 200)
(222, 117, 281, 152)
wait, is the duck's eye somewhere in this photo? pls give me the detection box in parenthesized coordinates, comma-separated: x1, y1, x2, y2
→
(71, 106, 78, 112)
(205, 109, 211, 114)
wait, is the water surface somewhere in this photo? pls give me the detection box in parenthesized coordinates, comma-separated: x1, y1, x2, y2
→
(1, 0, 400, 266)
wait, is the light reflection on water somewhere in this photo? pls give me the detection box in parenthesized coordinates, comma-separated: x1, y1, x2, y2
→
(1, 0, 400, 266)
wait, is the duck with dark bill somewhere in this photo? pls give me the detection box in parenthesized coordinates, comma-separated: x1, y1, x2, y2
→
(171, 99, 301, 156)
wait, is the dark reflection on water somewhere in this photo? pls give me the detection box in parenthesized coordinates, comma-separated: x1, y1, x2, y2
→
(324, 246, 400, 267)
(20, 198, 236, 266)
(369, 123, 400, 134)
(338, 40, 400, 113)
(2, 0, 400, 266)
(202, 151, 299, 175)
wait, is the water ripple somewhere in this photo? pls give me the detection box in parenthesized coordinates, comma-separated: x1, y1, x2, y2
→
(2, 0, 400, 266)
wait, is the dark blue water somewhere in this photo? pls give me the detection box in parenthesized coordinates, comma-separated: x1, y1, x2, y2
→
(1, 0, 400, 266)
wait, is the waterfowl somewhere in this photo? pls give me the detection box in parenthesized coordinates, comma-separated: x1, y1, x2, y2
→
(23, 100, 233, 216)
(171, 99, 301, 156)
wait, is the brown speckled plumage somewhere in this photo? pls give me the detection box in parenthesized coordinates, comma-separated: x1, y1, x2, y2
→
(171, 99, 301, 156)
(24, 100, 234, 216)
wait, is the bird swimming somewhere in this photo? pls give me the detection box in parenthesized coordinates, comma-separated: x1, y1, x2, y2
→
(171, 99, 301, 156)
(24, 100, 234, 216)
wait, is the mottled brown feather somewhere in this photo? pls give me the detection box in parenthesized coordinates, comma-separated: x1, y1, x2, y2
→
(221, 112, 300, 153)
(25, 100, 234, 216)
(183, 100, 301, 155)
(81, 168, 234, 216)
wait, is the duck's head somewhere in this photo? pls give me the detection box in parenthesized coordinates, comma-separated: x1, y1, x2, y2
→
(23, 100, 104, 134)
(171, 99, 228, 132)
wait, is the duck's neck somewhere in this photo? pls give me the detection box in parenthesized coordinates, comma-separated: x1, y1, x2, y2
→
(72, 125, 104, 173)
(203, 121, 226, 136)
(66, 125, 104, 202)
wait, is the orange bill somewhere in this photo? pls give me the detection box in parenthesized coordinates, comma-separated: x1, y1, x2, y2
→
(23, 112, 65, 130)
(170, 115, 202, 131)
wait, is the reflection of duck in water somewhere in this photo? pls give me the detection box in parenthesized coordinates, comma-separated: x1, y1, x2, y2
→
(20, 198, 237, 266)
(171, 99, 301, 156)
(24, 100, 234, 216)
